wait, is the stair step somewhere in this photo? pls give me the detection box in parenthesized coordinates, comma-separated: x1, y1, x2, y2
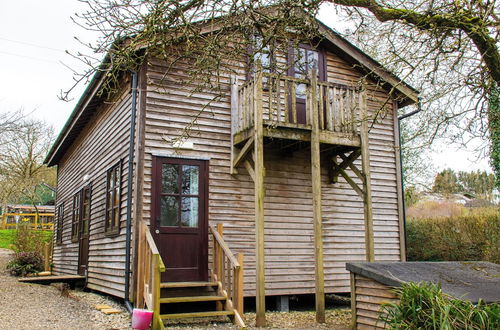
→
(160, 281, 218, 289)
(160, 310, 234, 320)
(160, 295, 226, 303)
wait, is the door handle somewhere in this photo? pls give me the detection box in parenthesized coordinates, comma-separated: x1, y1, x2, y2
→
(155, 229, 160, 234)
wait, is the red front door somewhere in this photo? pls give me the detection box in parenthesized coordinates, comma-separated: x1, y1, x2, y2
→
(151, 157, 209, 282)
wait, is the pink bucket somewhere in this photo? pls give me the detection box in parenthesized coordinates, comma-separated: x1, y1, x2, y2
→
(131, 308, 154, 330)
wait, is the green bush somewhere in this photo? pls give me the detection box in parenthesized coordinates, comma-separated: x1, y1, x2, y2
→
(7, 251, 44, 276)
(10, 223, 51, 254)
(5, 223, 51, 276)
(381, 282, 500, 329)
(406, 208, 500, 263)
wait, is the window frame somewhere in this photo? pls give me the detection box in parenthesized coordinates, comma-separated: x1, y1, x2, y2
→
(247, 34, 276, 80)
(81, 184, 92, 238)
(71, 191, 82, 243)
(56, 203, 64, 245)
(287, 43, 327, 82)
(105, 161, 122, 236)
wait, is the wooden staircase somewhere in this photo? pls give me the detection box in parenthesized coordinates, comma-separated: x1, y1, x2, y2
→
(136, 223, 245, 329)
(158, 281, 236, 324)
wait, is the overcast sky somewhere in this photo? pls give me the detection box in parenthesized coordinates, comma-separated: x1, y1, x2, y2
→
(0, 0, 491, 179)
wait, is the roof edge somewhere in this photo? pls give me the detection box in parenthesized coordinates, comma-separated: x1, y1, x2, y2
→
(346, 262, 405, 288)
(317, 22, 420, 107)
(44, 60, 109, 166)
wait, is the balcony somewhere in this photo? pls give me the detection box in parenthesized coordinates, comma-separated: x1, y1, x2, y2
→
(230, 70, 365, 149)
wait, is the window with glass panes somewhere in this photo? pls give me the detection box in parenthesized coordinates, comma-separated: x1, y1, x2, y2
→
(56, 203, 64, 244)
(252, 35, 273, 74)
(71, 192, 81, 242)
(81, 185, 91, 236)
(290, 46, 321, 97)
(105, 163, 121, 234)
(160, 163, 200, 228)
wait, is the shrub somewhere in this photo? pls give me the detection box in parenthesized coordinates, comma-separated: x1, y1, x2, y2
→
(406, 207, 500, 263)
(5, 223, 52, 276)
(11, 223, 50, 254)
(381, 282, 500, 329)
(7, 251, 44, 276)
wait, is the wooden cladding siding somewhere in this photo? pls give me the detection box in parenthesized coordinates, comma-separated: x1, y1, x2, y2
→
(52, 85, 134, 298)
(352, 274, 398, 329)
(142, 45, 403, 297)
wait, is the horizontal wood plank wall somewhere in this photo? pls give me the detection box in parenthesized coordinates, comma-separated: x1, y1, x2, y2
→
(354, 274, 398, 329)
(53, 87, 133, 298)
(324, 52, 402, 292)
(142, 48, 402, 296)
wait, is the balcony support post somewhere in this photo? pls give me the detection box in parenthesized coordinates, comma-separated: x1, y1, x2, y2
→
(359, 88, 375, 262)
(254, 65, 267, 327)
(310, 70, 325, 323)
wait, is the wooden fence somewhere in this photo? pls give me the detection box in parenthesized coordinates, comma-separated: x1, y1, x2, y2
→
(1, 213, 54, 230)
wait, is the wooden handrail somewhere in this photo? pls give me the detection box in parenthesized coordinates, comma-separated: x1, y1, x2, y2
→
(137, 222, 166, 330)
(210, 226, 240, 268)
(145, 229, 165, 271)
(210, 223, 245, 327)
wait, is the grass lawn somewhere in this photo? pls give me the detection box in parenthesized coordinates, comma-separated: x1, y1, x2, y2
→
(0, 229, 52, 250)
(0, 230, 17, 249)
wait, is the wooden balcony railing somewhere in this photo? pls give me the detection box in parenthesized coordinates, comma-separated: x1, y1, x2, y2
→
(232, 70, 362, 140)
(137, 222, 166, 330)
(210, 224, 245, 327)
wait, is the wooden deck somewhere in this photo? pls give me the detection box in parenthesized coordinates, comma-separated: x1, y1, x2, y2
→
(18, 275, 86, 285)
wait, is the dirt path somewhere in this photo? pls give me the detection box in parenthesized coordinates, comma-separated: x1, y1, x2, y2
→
(0, 248, 131, 330)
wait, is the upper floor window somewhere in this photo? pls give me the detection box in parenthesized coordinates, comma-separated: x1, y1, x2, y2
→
(56, 203, 64, 245)
(288, 46, 325, 98)
(252, 35, 273, 73)
(105, 162, 122, 235)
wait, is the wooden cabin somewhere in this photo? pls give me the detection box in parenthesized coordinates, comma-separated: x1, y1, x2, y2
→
(44, 16, 418, 328)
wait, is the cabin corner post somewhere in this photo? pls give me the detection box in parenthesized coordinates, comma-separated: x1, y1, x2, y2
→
(254, 65, 267, 327)
(360, 88, 375, 262)
(393, 101, 407, 262)
(310, 70, 326, 323)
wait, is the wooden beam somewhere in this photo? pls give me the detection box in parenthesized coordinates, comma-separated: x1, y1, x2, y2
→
(330, 150, 361, 183)
(235, 253, 244, 316)
(254, 65, 267, 327)
(244, 159, 255, 182)
(333, 158, 364, 198)
(339, 151, 363, 181)
(233, 136, 254, 170)
(310, 70, 325, 324)
(350, 272, 358, 329)
(360, 89, 375, 262)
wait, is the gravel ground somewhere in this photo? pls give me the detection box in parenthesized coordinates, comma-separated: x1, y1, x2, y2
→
(0, 248, 131, 330)
(164, 309, 351, 329)
(0, 248, 351, 329)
